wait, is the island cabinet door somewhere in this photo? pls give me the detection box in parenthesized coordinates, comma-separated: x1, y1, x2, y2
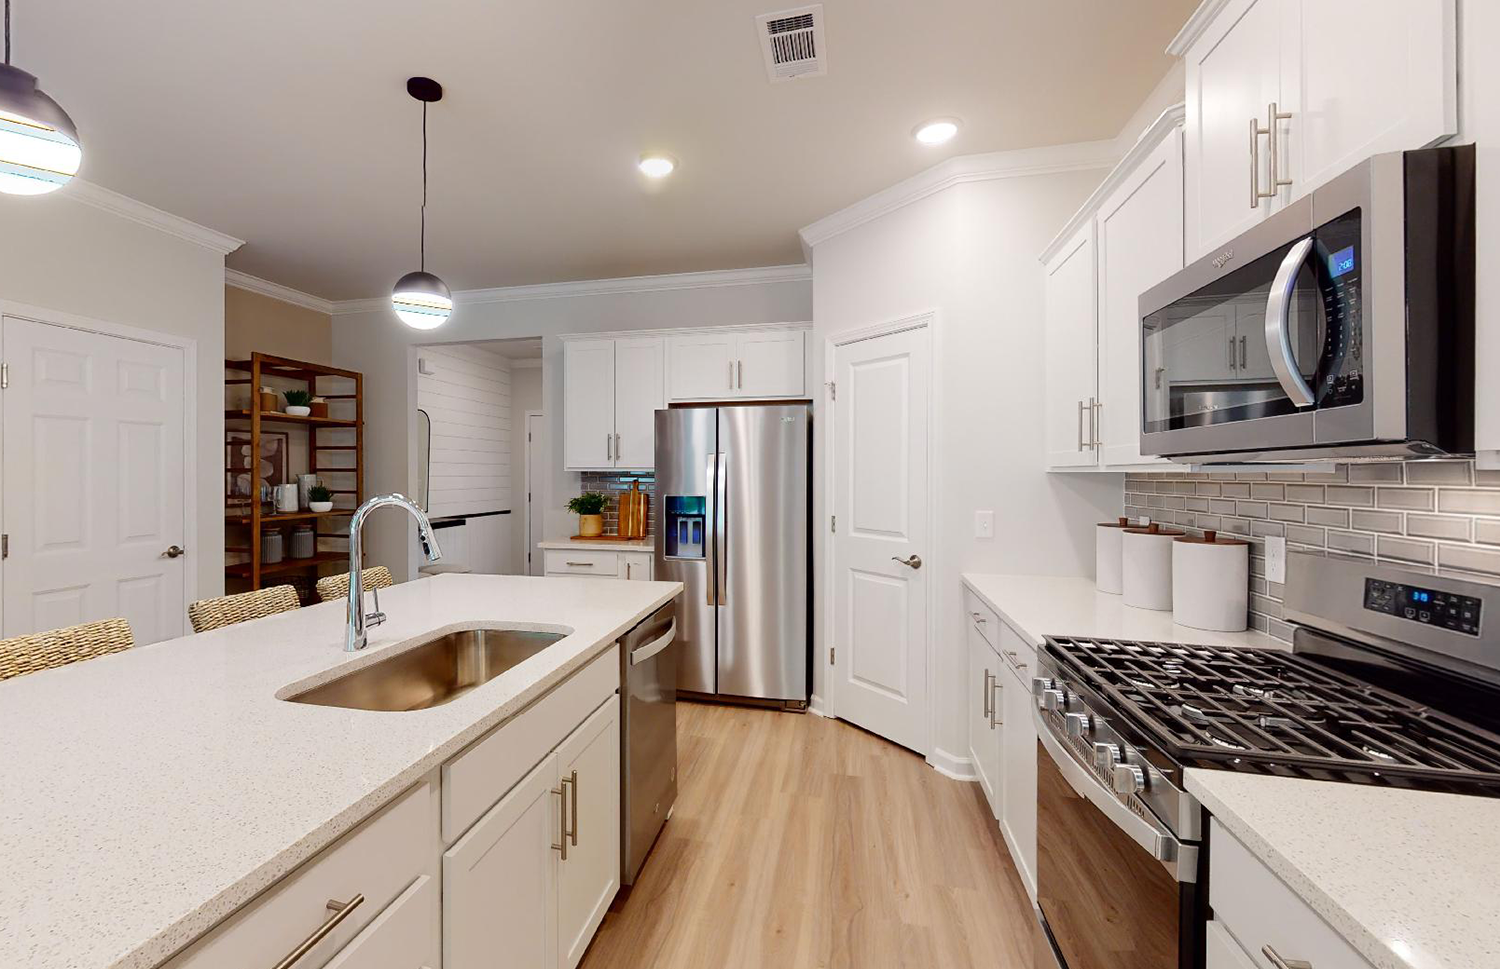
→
(966, 620, 1002, 818)
(444, 752, 561, 969)
(556, 696, 622, 969)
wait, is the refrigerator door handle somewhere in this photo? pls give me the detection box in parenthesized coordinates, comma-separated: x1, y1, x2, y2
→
(713, 450, 727, 606)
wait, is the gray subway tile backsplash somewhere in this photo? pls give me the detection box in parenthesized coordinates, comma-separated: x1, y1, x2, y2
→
(1124, 459, 1500, 643)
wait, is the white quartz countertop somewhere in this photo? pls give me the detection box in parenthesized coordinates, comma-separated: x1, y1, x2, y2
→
(1188, 769, 1500, 969)
(960, 572, 1280, 649)
(0, 574, 680, 969)
(537, 538, 654, 551)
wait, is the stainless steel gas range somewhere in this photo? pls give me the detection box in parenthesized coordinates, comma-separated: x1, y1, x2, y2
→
(1030, 551, 1500, 969)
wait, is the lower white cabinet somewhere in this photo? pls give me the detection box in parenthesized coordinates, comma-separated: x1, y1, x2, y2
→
(323, 874, 441, 969)
(445, 695, 620, 969)
(543, 548, 653, 581)
(966, 615, 1002, 815)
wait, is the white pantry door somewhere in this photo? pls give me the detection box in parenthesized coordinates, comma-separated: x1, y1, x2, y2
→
(2, 317, 188, 644)
(831, 324, 930, 753)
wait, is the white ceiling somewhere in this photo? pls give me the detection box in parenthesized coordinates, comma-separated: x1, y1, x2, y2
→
(22, 0, 1194, 300)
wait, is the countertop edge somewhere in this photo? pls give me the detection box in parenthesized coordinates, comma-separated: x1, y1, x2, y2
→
(960, 573, 1049, 647)
(1185, 770, 1409, 969)
(114, 584, 681, 969)
(536, 539, 655, 551)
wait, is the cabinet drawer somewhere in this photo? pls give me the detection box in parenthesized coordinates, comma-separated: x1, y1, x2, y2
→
(164, 780, 434, 968)
(962, 587, 1001, 650)
(323, 874, 439, 969)
(545, 550, 621, 576)
(997, 619, 1036, 686)
(1210, 819, 1376, 969)
(1206, 919, 1260, 969)
(442, 644, 620, 843)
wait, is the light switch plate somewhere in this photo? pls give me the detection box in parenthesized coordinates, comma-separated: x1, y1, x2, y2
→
(1266, 536, 1287, 584)
(974, 511, 995, 539)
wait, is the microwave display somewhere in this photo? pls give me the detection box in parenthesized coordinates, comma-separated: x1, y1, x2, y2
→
(1141, 208, 1364, 435)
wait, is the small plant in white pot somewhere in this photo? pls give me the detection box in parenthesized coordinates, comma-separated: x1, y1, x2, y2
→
(283, 389, 312, 417)
(308, 484, 334, 513)
(568, 492, 607, 538)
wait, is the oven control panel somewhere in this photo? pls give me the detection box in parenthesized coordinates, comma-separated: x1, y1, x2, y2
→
(1365, 578, 1482, 636)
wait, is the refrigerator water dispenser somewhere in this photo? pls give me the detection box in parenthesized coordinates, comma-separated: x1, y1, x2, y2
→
(664, 496, 706, 559)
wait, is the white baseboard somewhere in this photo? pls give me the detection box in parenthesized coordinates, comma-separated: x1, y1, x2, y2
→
(927, 746, 977, 782)
(807, 694, 830, 718)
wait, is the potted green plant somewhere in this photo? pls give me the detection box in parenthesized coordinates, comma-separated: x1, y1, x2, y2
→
(567, 491, 607, 538)
(283, 389, 312, 417)
(308, 484, 334, 513)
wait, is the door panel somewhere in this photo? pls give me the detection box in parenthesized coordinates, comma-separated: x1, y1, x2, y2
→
(733, 330, 805, 397)
(717, 405, 809, 702)
(613, 338, 662, 470)
(655, 408, 717, 695)
(1044, 227, 1098, 468)
(556, 698, 621, 969)
(1001, 660, 1038, 899)
(563, 340, 615, 470)
(3, 317, 187, 644)
(832, 326, 929, 751)
(666, 333, 735, 401)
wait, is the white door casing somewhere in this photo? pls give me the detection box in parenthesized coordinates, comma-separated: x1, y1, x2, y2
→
(830, 320, 932, 754)
(2, 315, 189, 644)
(526, 411, 545, 576)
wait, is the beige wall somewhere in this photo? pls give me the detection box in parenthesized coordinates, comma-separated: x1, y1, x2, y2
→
(224, 286, 332, 363)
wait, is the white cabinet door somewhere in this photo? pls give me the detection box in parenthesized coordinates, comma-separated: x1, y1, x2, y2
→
(1095, 128, 1184, 467)
(1280, 0, 1456, 200)
(323, 874, 440, 969)
(444, 753, 559, 969)
(999, 654, 1038, 900)
(967, 620, 1000, 814)
(1183, 0, 1288, 260)
(618, 552, 652, 581)
(564, 340, 616, 471)
(612, 337, 663, 470)
(1205, 920, 1261, 969)
(733, 329, 805, 398)
(666, 332, 735, 401)
(556, 697, 621, 969)
(1044, 225, 1099, 469)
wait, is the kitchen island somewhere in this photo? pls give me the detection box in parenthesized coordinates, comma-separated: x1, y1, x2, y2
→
(0, 573, 680, 969)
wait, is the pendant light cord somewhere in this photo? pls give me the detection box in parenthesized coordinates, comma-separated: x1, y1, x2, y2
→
(420, 101, 428, 272)
(5, 0, 11, 65)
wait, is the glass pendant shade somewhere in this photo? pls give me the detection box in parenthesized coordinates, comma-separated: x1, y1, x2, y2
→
(0, 64, 81, 196)
(391, 270, 452, 330)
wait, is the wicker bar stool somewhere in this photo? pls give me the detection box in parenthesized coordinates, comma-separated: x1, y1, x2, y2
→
(188, 585, 301, 633)
(0, 617, 135, 681)
(316, 566, 394, 603)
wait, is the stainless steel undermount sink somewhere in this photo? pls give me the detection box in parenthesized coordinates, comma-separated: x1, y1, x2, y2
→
(287, 627, 568, 712)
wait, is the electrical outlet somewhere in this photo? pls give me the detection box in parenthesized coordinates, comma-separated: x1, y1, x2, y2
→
(1266, 536, 1287, 584)
(974, 511, 995, 539)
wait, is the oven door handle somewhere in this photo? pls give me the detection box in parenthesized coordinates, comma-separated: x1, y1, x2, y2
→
(1263, 236, 1318, 408)
(1033, 706, 1193, 879)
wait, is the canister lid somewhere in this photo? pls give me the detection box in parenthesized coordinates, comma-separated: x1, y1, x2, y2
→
(1123, 522, 1184, 537)
(1175, 529, 1249, 546)
(1097, 516, 1133, 528)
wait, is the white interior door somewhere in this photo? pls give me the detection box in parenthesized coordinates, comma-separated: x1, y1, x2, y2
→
(2, 316, 188, 644)
(831, 324, 930, 753)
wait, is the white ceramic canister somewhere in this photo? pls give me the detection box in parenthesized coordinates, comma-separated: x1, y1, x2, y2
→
(1172, 530, 1250, 631)
(1122, 523, 1184, 611)
(1095, 517, 1133, 595)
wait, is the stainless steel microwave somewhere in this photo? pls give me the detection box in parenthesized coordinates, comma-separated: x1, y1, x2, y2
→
(1138, 145, 1474, 463)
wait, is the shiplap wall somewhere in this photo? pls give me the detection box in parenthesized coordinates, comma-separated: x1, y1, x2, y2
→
(417, 345, 511, 517)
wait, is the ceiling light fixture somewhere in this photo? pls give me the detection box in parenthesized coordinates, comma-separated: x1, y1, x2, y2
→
(638, 153, 677, 179)
(0, 0, 82, 195)
(913, 118, 960, 147)
(391, 76, 452, 330)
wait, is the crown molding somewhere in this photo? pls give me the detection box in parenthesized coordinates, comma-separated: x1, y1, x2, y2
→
(1166, 0, 1232, 56)
(1038, 102, 1187, 264)
(63, 179, 244, 255)
(224, 269, 335, 316)
(797, 139, 1121, 250)
(331, 264, 812, 316)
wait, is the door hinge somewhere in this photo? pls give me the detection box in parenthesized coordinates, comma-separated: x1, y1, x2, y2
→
(826, 380, 835, 401)
(830, 515, 836, 533)
(2, 363, 8, 389)
(829, 646, 835, 665)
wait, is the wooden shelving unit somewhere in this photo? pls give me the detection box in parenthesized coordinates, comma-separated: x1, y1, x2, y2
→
(225, 353, 365, 591)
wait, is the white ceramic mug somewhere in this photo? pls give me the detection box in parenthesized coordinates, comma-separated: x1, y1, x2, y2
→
(275, 483, 300, 513)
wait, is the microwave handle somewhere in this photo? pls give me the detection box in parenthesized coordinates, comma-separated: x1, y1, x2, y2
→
(1263, 236, 1318, 408)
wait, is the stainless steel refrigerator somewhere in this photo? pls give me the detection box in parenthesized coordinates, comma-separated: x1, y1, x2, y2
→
(654, 405, 810, 708)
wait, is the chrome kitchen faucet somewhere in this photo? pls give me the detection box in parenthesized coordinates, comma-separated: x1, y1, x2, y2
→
(344, 494, 443, 652)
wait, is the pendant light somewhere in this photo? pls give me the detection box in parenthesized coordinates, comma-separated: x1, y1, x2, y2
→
(0, 0, 82, 195)
(391, 77, 451, 330)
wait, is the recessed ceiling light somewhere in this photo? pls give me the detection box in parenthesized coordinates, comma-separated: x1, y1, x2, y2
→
(913, 118, 961, 147)
(638, 154, 677, 178)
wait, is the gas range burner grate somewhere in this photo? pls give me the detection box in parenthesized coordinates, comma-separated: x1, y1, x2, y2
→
(1043, 636, 1500, 789)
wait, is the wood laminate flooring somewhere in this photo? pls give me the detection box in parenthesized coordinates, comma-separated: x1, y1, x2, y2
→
(580, 701, 1046, 969)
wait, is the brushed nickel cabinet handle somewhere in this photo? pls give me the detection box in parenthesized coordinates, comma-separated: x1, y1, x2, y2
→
(1078, 399, 1086, 451)
(614, 433, 621, 461)
(1240, 334, 1248, 370)
(271, 894, 365, 969)
(990, 679, 1003, 728)
(1228, 334, 1237, 369)
(1267, 102, 1293, 196)
(1261, 945, 1313, 969)
(971, 611, 986, 625)
(553, 777, 570, 860)
(737, 359, 743, 389)
(982, 669, 993, 721)
(568, 769, 579, 846)
(1092, 399, 1103, 449)
(1250, 115, 1263, 208)
(728, 361, 734, 389)
(565, 561, 594, 567)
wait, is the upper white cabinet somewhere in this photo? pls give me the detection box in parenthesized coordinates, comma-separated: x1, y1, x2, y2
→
(562, 337, 663, 472)
(1178, 0, 1456, 260)
(666, 328, 805, 401)
(1043, 111, 1182, 471)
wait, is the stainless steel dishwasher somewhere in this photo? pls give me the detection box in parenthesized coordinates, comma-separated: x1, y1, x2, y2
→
(619, 599, 677, 885)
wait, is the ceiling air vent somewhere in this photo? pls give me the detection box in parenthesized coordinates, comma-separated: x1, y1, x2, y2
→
(757, 5, 826, 82)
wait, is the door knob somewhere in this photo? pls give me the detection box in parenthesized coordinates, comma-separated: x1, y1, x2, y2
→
(891, 555, 922, 570)
(162, 545, 186, 559)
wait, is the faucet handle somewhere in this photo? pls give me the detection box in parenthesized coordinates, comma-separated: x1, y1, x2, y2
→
(366, 586, 387, 628)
